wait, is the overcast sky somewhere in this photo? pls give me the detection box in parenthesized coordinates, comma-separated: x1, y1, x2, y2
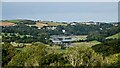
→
(2, 2, 118, 22)
(1, 0, 120, 2)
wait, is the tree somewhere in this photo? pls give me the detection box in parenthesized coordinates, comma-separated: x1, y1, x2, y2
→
(92, 39, 120, 56)
(2, 43, 17, 67)
(7, 45, 47, 66)
(112, 54, 120, 67)
(39, 53, 68, 66)
(65, 46, 107, 67)
(87, 31, 106, 42)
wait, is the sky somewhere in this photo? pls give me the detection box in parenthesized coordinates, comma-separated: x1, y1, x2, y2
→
(1, 0, 120, 2)
(2, 2, 118, 22)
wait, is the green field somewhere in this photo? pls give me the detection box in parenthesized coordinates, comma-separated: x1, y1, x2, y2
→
(72, 35, 87, 40)
(72, 40, 101, 47)
(7, 20, 21, 23)
(106, 32, 120, 39)
(64, 35, 87, 40)
(47, 22, 67, 26)
(0, 35, 2, 39)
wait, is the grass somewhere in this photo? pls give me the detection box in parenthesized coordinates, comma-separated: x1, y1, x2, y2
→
(32, 22, 48, 28)
(28, 22, 67, 28)
(15, 48, 23, 51)
(63, 35, 87, 41)
(89, 40, 101, 44)
(47, 22, 67, 26)
(73, 35, 87, 40)
(106, 32, 120, 39)
(48, 40, 101, 53)
(0, 43, 2, 48)
(8, 20, 21, 23)
(72, 40, 101, 47)
(0, 36, 2, 39)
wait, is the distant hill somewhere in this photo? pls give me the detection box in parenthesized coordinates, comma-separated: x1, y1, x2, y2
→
(2, 20, 22, 23)
(2, 20, 68, 28)
(2, 19, 36, 24)
(28, 22, 67, 28)
(106, 32, 120, 39)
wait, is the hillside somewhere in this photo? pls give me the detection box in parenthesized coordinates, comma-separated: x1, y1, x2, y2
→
(7, 20, 21, 23)
(2, 20, 68, 28)
(46, 22, 67, 26)
(92, 39, 120, 56)
(106, 32, 120, 39)
(28, 22, 67, 28)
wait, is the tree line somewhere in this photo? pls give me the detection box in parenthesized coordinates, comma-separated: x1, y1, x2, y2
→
(2, 22, 119, 43)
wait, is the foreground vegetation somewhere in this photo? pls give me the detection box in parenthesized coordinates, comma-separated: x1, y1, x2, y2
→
(1, 39, 120, 67)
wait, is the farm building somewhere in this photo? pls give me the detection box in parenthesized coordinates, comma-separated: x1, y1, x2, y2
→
(50, 35, 77, 46)
(70, 22, 77, 26)
(79, 21, 97, 25)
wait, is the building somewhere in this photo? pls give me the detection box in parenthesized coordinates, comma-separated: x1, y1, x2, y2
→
(50, 35, 77, 46)
(112, 23, 119, 26)
(70, 22, 77, 26)
(79, 22, 97, 25)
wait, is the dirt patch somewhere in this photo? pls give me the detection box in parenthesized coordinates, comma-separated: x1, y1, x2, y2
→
(0, 22, 16, 26)
(33, 22, 48, 28)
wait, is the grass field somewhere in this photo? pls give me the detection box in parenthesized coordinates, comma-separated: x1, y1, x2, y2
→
(72, 40, 101, 47)
(71, 35, 87, 40)
(8, 20, 21, 23)
(46, 22, 67, 26)
(0, 36, 2, 39)
(29, 22, 67, 28)
(32, 22, 48, 28)
(47, 40, 101, 53)
(63, 35, 87, 41)
(106, 32, 120, 39)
